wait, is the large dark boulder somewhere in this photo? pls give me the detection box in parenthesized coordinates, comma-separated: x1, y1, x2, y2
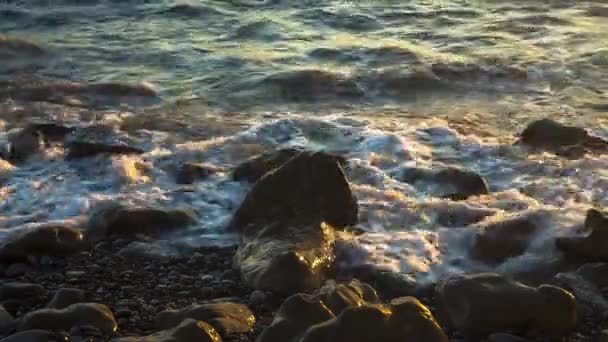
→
(229, 150, 358, 294)
(227, 150, 358, 232)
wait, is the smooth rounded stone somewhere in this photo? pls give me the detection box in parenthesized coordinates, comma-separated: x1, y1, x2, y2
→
(0, 304, 15, 333)
(0, 330, 56, 342)
(257, 293, 335, 342)
(313, 279, 379, 315)
(117, 241, 181, 259)
(397, 166, 489, 200)
(47, 288, 85, 309)
(470, 210, 548, 264)
(556, 208, 608, 262)
(518, 118, 608, 153)
(231, 147, 303, 183)
(86, 201, 195, 242)
(299, 297, 447, 342)
(24, 123, 75, 143)
(0, 283, 44, 301)
(234, 222, 336, 294)
(226, 150, 358, 232)
(111, 319, 222, 342)
(435, 273, 576, 339)
(155, 302, 254, 336)
(18, 303, 117, 333)
(175, 162, 220, 184)
(0, 223, 84, 262)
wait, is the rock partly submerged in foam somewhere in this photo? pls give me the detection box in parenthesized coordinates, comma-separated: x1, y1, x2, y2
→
(229, 150, 358, 294)
(470, 210, 549, 265)
(435, 273, 576, 339)
(556, 208, 608, 262)
(86, 201, 196, 243)
(518, 118, 608, 156)
(397, 166, 489, 200)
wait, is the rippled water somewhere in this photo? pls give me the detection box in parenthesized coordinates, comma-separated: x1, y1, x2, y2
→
(1, 0, 608, 282)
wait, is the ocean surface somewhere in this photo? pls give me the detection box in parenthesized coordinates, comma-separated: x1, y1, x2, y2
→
(1, 0, 608, 283)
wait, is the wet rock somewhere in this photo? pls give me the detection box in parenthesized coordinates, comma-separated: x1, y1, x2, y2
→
(3, 82, 158, 106)
(556, 208, 608, 262)
(6, 126, 43, 162)
(470, 211, 547, 264)
(435, 273, 576, 339)
(313, 279, 379, 315)
(111, 319, 222, 342)
(0, 283, 44, 301)
(518, 118, 608, 154)
(0, 36, 45, 59)
(0, 304, 15, 333)
(47, 288, 85, 310)
(0, 224, 84, 262)
(232, 148, 302, 183)
(155, 302, 254, 336)
(0, 330, 56, 342)
(175, 162, 219, 184)
(65, 141, 144, 160)
(262, 69, 364, 101)
(256, 293, 335, 342)
(19, 303, 117, 333)
(86, 201, 195, 242)
(260, 293, 447, 342)
(234, 222, 336, 294)
(227, 150, 358, 231)
(398, 166, 489, 200)
(26, 123, 74, 143)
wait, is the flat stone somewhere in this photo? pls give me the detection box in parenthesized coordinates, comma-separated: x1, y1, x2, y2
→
(155, 302, 254, 336)
(111, 319, 222, 342)
(19, 303, 117, 333)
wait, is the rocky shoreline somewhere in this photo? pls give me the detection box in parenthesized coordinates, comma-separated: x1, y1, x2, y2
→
(1, 118, 608, 341)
